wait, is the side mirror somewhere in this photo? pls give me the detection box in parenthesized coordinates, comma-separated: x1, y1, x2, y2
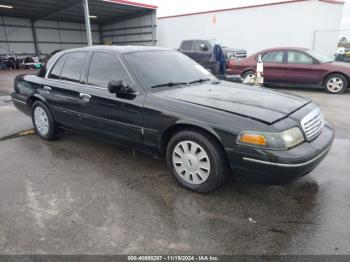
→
(108, 80, 137, 98)
(200, 44, 209, 51)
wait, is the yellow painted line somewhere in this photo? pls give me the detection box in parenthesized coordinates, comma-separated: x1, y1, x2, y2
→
(18, 129, 35, 136)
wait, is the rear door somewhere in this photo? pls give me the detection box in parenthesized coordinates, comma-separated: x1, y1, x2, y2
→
(285, 50, 323, 85)
(261, 50, 289, 83)
(78, 51, 145, 150)
(42, 51, 88, 129)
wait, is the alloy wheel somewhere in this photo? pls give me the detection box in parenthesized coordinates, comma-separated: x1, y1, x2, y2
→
(327, 77, 344, 93)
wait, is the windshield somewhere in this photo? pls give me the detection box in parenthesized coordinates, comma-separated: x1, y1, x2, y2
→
(306, 50, 334, 63)
(124, 50, 216, 89)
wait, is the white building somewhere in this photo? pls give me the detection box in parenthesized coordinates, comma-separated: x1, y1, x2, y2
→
(157, 0, 344, 58)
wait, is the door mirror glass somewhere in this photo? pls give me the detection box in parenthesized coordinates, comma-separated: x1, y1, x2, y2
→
(200, 44, 209, 51)
(108, 80, 137, 98)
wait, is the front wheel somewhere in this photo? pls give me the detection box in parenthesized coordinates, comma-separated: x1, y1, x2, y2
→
(166, 130, 229, 193)
(324, 74, 348, 94)
(32, 101, 60, 140)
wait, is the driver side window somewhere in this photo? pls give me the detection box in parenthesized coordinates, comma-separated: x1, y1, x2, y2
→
(87, 52, 131, 88)
(193, 40, 209, 51)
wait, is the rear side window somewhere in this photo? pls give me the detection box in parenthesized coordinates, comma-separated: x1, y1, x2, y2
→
(48, 54, 67, 79)
(262, 51, 284, 63)
(287, 51, 314, 64)
(87, 52, 130, 88)
(60, 52, 87, 83)
(181, 41, 193, 51)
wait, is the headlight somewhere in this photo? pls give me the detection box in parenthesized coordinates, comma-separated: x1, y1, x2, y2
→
(236, 127, 304, 150)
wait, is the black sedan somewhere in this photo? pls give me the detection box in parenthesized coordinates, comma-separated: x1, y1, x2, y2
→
(11, 46, 334, 192)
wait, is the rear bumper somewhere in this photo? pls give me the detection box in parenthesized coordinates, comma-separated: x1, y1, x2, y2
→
(225, 123, 334, 184)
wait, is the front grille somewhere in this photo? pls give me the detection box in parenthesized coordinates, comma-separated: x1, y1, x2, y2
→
(235, 52, 247, 58)
(301, 108, 325, 141)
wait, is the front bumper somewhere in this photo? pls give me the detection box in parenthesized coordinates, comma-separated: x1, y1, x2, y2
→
(225, 123, 334, 184)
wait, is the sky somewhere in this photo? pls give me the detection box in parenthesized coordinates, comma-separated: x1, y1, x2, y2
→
(143, 0, 350, 29)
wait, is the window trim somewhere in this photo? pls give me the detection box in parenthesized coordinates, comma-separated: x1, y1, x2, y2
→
(286, 50, 316, 65)
(85, 50, 139, 93)
(59, 51, 89, 83)
(46, 51, 88, 82)
(45, 50, 139, 94)
(260, 50, 285, 64)
(47, 53, 67, 79)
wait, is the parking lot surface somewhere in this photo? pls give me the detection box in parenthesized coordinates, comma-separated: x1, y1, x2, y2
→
(0, 70, 350, 255)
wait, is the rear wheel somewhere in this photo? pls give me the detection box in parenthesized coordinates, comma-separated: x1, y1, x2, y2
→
(324, 74, 348, 94)
(242, 70, 255, 84)
(166, 130, 229, 193)
(32, 101, 59, 140)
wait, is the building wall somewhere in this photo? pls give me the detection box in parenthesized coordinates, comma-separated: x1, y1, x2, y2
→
(0, 12, 157, 57)
(101, 12, 156, 46)
(157, 0, 344, 58)
(0, 16, 35, 55)
(0, 16, 100, 56)
(35, 20, 100, 55)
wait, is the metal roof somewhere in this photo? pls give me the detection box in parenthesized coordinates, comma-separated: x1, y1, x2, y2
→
(0, 0, 157, 25)
(158, 0, 344, 19)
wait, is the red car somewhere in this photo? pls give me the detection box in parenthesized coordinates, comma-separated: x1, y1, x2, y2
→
(227, 47, 350, 94)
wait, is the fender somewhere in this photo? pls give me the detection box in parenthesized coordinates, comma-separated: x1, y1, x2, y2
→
(29, 93, 49, 107)
(173, 119, 223, 143)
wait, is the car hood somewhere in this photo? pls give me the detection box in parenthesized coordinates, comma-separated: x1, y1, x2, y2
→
(155, 82, 311, 124)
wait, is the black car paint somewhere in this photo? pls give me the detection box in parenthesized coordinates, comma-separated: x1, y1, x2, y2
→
(12, 46, 334, 184)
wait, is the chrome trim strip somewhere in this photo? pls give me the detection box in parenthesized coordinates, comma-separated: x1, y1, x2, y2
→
(242, 146, 331, 168)
(301, 107, 325, 141)
(11, 98, 26, 104)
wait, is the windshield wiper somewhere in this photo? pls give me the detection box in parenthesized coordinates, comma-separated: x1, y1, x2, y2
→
(188, 78, 211, 84)
(151, 82, 187, 88)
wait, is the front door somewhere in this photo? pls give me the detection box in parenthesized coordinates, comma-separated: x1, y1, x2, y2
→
(285, 50, 323, 86)
(192, 40, 212, 67)
(78, 51, 144, 150)
(180, 40, 196, 61)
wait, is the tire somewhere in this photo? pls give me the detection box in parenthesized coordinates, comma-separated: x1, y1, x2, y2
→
(324, 74, 348, 94)
(166, 129, 229, 193)
(242, 70, 255, 83)
(31, 101, 59, 140)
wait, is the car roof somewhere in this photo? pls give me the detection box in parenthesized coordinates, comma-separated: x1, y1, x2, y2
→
(259, 47, 309, 53)
(59, 45, 173, 54)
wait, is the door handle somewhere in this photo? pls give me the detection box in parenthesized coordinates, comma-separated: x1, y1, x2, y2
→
(43, 86, 52, 92)
(79, 93, 91, 102)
